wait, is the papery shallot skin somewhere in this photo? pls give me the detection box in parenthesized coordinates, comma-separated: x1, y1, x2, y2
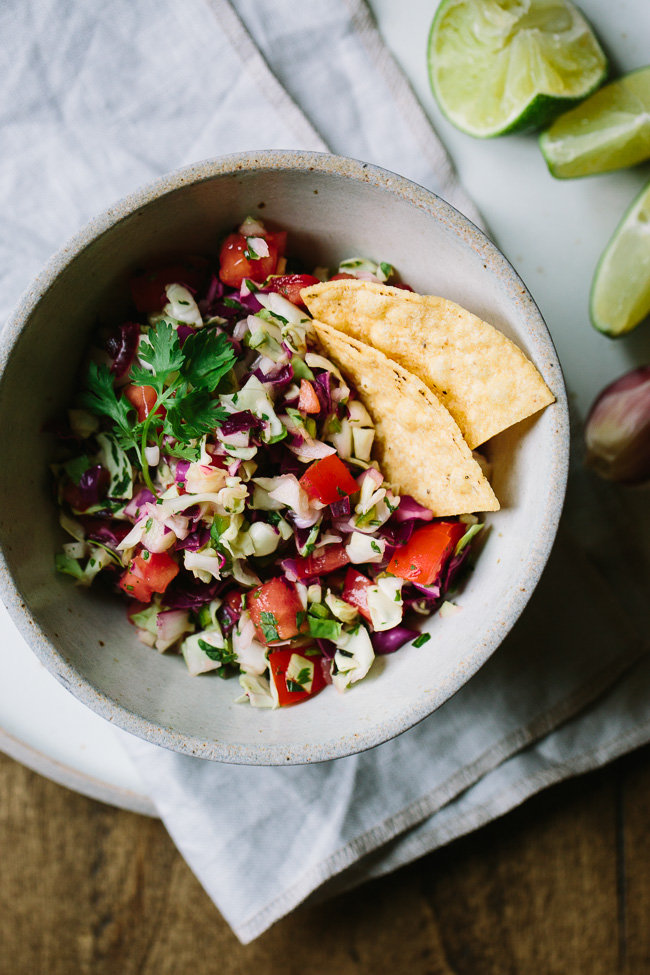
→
(585, 366, 650, 483)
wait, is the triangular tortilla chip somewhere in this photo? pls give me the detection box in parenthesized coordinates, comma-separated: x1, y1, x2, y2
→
(312, 320, 499, 516)
(303, 280, 555, 449)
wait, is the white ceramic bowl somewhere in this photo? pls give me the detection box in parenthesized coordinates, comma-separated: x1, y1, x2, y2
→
(0, 151, 569, 764)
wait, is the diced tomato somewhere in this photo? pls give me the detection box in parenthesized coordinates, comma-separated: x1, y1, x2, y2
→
(124, 384, 165, 424)
(329, 272, 357, 281)
(265, 273, 320, 307)
(295, 543, 350, 580)
(268, 648, 326, 707)
(218, 230, 286, 288)
(225, 589, 244, 617)
(128, 550, 179, 594)
(388, 521, 466, 586)
(247, 577, 308, 645)
(130, 261, 206, 313)
(298, 379, 321, 414)
(392, 282, 414, 291)
(342, 567, 373, 623)
(299, 454, 359, 506)
(119, 570, 155, 602)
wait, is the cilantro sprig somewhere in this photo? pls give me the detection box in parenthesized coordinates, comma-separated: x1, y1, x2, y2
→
(80, 321, 236, 493)
(79, 363, 141, 453)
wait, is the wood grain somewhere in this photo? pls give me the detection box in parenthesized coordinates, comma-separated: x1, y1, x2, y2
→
(2, 747, 650, 975)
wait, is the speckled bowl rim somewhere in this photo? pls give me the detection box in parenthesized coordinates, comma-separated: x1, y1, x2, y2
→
(0, 150, 570, 765)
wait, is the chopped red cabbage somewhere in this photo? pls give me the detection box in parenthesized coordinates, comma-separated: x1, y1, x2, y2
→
(221, 411, 259, 436)
(174, 527, 211, 551)
(124, 488, 155, 519)
(197, 273, 225, 317)
(329, 495, 351, 518)
(253, 363, 294, 387)
(316, 638, 337, 659)
(391, 495, 435, 523)
(312, 371, 332, 415)
(80, 517, 131, 549)
(176, 325, 195, 347)
(371, 625, 419, 655)
(78, 465, 105, 508)
(107, 321, 139, 378)
(162, 577, 226, 610)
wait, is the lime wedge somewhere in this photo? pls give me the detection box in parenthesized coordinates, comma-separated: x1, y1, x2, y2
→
(428, 0, 608, 138)
(540, 67, 650, 177)
(590, 180, 650, 337)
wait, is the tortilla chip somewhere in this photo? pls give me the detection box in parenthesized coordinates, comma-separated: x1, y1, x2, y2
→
(312, 320, 499, 516)
(302, 280, 555, 449)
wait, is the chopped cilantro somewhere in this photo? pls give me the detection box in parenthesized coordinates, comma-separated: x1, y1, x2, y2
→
(260, 610, 280, 643)
(370, 540, 381, 553)
(412, 633, 431, 648)
(198, 639, 236, 665)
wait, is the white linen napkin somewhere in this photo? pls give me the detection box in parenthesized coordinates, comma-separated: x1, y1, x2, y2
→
(2, 0, 649, 944)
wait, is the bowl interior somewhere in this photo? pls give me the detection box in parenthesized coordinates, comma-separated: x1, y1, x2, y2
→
(0, 154, 568, 764)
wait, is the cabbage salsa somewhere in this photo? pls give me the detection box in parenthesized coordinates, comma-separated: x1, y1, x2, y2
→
(52, 217, 484, 709)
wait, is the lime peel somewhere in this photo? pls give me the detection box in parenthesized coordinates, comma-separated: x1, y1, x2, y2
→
(590, 180, 650, 337)
(428, 0, 608, 139)
(540, 66, 650, 178)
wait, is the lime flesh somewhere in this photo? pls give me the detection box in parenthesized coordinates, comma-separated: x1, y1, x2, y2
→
(428, 0, 608, 138)
(540, 66, 650, 177)
(590, 180, 650, 337)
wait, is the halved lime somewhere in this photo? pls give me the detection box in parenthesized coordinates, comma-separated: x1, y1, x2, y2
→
(428, 0, 608, 138)
(590, 180, 650, 337)
(540, 67, 650, 178)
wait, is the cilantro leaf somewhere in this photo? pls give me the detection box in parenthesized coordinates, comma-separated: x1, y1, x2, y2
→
(78, 363, 139, 448)
(412, 633, 431, 648)
(131, 321, 184, 395)
(222, 297, 245, 311)
(198, 638, 236, 665)
(164, 390, 228, 441)
(260, 610, 280, 643)
(164, 441, 201, 462)
(180, 329, 237, 392)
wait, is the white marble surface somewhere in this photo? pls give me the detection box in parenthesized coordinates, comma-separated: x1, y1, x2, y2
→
(1, 0, 649, 809)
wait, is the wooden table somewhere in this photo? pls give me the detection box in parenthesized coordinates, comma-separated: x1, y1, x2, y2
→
(3, 743, 649, 974)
